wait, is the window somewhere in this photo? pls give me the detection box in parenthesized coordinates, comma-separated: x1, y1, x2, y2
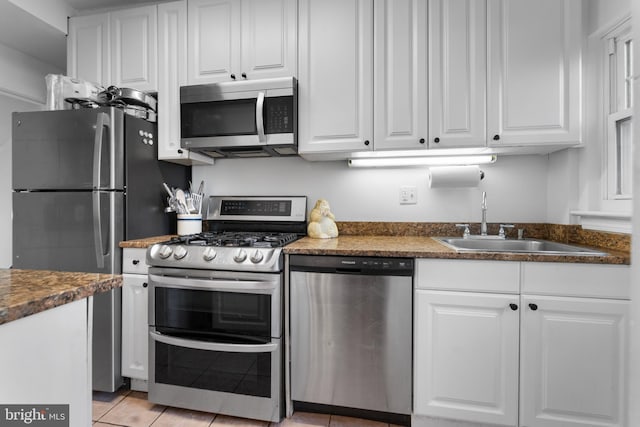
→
(605, 21, 633, 200)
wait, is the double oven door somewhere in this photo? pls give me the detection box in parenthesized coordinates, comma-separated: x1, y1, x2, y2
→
(147, 267, 283, 422)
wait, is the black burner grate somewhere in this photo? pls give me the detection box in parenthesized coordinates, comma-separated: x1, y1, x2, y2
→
(165, 232, 299, 248)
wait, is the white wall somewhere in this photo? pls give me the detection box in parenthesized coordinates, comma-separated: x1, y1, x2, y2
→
(192, 154, 549, 223)
(547, 0, 632, 221)
(0, 42, 57, 268)
(0, 42, 63, 104)
(8, 0, 75, 34)
(628, 0, 639, 424)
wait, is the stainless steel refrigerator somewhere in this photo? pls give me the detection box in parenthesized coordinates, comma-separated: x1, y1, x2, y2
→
(12, 106, 189, 392)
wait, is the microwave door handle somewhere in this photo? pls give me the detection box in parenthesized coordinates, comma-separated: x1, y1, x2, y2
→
(150, 330, 278, 353)
(256, 91, 266, 143)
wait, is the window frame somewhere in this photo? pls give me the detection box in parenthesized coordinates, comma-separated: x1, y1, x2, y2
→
(603, 18, 633, 203)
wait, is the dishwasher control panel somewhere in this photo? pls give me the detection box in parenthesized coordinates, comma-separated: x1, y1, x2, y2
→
(289, 255, 414, 276)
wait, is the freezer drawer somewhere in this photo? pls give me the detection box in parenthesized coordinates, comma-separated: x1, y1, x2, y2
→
(12, 191, 124, 274)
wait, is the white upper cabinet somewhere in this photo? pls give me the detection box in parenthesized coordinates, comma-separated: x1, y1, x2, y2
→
(110, 6, 158, 91)
(487, 0, 582, 147)
(298, 0, 374, 155)
(157, 1, 213, 165)
(429, 0, 487, 149)
(187, 0, 240, 85)
(68, 6, 158, 92)
(373, 0, 428, 151)
(67, 13, 110, 86)
(240, 0, 298, 80)
(187, 0, 297, 85)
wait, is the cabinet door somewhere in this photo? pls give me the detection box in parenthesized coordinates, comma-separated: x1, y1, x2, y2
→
(187, 0, 241, 85)
(373, 0, 427, 151)
(414, 290, 519, 426)
(520, 295, 628, 427)
(158, 1, 214, 165)
(487, 0, 581, 147)
(298, 0, 374, 154)
(429, 0, 486, 149)
(240, 0, 297, 80)
(67, 13, 110, 86)
(121, 274, 149, 381)
(110, 5, 158, 91)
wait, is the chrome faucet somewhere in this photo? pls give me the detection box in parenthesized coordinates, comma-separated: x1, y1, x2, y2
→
(480, 191, 488, 236)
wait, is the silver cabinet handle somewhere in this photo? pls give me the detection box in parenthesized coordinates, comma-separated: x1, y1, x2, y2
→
(256, 91, 265, 143)
(150, 330, 277, 353)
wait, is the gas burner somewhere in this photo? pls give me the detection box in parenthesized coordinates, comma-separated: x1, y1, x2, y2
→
(147, 196, 307, 272)
(163, 231, 300, 249)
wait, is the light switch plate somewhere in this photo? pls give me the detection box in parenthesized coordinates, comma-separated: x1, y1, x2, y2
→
(399, 186, 417, 204)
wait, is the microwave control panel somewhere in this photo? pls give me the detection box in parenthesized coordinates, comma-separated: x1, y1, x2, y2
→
(264, 96, 294, 134)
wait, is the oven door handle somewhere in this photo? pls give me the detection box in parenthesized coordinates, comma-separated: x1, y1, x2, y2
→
(148, 273, 278, 293)
(150, 330, 278, 353)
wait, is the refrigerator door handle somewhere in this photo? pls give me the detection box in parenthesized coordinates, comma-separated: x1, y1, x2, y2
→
(93, 112, 111, 190)
(92, 191, 105, 269)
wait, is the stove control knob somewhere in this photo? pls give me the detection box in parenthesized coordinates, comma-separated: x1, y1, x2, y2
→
(157, 245, 173, 259)
(203, 247, 217, 261)
(233, 249, 247, 263)
(250, 250, 264, 264)
(173, 246, 188, 260)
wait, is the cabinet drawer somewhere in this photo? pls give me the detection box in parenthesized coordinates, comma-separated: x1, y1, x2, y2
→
(415, 259, 519, 293)
(122, 248, 148, 274)
(522, 262, 630, 300)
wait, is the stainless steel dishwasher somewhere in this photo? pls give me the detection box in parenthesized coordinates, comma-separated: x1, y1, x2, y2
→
(289, 255, 413, 418)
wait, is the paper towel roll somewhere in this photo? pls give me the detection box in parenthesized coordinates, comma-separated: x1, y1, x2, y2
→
(428, 165, 482, 188)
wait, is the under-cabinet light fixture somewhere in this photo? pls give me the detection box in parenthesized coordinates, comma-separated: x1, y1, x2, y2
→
(347, 154, 497, 168)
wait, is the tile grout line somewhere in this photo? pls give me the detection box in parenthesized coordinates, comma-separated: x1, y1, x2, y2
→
(94, 390, 132, 423)
(147, 404, 169, 426)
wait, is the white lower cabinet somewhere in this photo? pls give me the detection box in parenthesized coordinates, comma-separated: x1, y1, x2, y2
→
(122, 248, 149, 391)
(519, 295, 628, 427)
(415, 290, 519, 426)
(413, 259, 629, 427)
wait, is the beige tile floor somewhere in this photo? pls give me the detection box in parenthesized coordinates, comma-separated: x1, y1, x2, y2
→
(92, 390, 394, 427)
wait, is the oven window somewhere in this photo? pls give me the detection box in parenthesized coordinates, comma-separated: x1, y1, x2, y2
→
(181, 99, 257, 138)
(155, 288, 271, 342)
(155, 341, 272, 398)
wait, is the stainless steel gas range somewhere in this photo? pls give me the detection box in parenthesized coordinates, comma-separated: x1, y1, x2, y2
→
(146, 196, 306, 423)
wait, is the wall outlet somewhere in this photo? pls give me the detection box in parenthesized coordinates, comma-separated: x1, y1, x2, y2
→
(399, 186, 417, 205)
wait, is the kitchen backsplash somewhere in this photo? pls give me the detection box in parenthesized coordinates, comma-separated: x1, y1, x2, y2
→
(193, 154, 551, 224)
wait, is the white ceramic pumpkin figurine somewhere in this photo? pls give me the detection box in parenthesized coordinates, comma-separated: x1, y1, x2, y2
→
(307, 199, 339, 238)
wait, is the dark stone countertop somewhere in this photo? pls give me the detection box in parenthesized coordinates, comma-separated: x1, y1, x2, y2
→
(0, 269, 122, 326)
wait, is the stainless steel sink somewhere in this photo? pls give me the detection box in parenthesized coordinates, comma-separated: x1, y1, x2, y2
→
(435, 237, 609, 256)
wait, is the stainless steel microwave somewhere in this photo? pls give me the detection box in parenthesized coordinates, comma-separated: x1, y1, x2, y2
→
(180, 77, 297, 158)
